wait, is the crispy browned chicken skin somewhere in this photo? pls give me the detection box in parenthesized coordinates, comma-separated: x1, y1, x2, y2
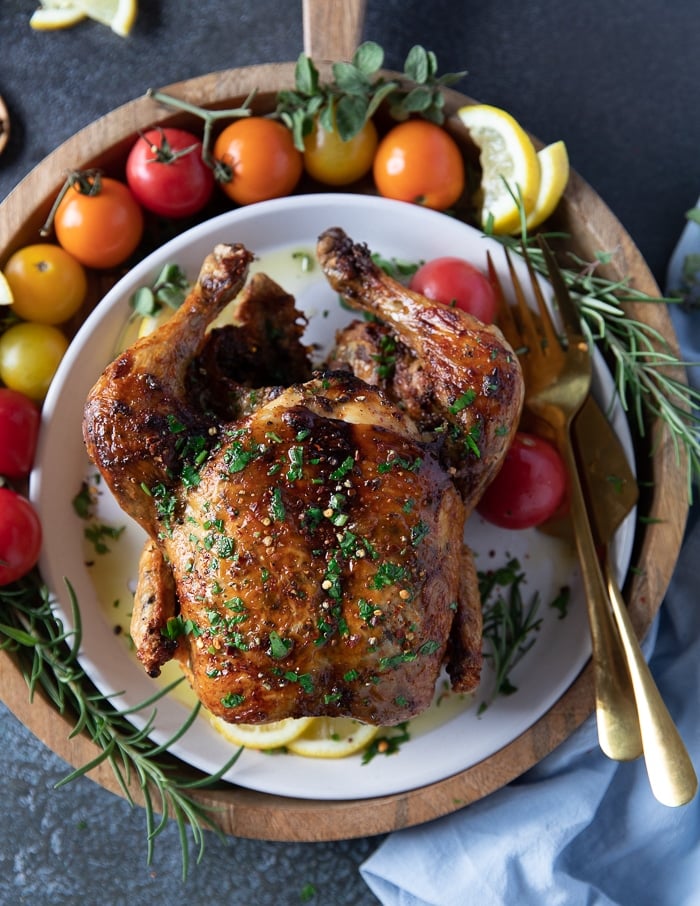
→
(83, 233, 522, 726)
(320, 227, 524, 505)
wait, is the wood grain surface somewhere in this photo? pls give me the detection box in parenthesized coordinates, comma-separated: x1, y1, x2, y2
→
(0, 49, 688, 840)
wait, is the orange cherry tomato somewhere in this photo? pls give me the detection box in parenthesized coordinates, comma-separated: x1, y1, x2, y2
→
(3, 243, 87, 325)
(373, 120, 465, 211)
(54, 175, 144, 269)
(213, 118, 303, 205)
(303, 116, 378, 186)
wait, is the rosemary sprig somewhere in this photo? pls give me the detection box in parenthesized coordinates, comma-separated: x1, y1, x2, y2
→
(0, 574, 242, 878)
(493, 205, 700, 493)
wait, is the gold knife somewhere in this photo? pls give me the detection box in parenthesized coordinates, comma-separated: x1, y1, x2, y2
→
(573, 395, 698, 806)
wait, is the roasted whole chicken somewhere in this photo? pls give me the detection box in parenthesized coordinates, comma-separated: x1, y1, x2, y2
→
(83, 231, 523, 727)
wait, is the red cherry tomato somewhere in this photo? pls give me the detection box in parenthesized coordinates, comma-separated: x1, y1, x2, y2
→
(0, 488, 42, 585)
(54, 174, 144, 269)
(0, 389, 40, 478)
(126, 128, 215, 218)
(477, 432, 567, 529)
(409, 256, 498, 323)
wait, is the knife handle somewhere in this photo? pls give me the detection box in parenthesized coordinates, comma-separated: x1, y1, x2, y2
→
(603, 556, 698, 806)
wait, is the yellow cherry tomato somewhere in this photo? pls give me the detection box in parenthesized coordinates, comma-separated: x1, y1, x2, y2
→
(0, 322, 68, 401)
(303, 116, 378, 186)
(3, 243, 87, 325)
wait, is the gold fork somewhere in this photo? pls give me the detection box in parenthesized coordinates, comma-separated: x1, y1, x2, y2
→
(487, 243, 643, 762)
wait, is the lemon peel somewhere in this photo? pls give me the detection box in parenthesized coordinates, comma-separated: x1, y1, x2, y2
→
(525, 140, 570, 231)
(30, 0, 137, 35)
(209, 715, 315, 750)
(457, 103, 541, 234)
(286, 717, 379, 759)
(0, 270, 14, 307)
(30, 5, 86, 29)
(72, 0, 137, 36)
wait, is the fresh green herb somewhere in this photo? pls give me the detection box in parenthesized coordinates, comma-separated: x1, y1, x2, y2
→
(72, 482, 94, 520)
(362, 722, 411, 764)
(372, 253, 421, 281)
(371, 560, 409, 590)
(0, 575, 242, 878)
(371, 333, 398, 380)
(299, 882, 317, 902)
(287, 445, 305, 481)
(275, 42, 466, 150)
(268, 630, 291, 659)
(284, 671, 314, 694)
(329, 455, 355, 480)
(221, 692, 246, 709)
(377, 454, 422, 474)
(379, 651, 417, 670)
(496, 203, 700, 493)
(550, 585, 571, 620)
(478, 558, 542, 712)
(162, 615, 200, 640)
(84, 522, 124, 555)
(130, 262, 190, 318)
(449, 389, 477, 414)
(410, 520, 430, 546)
(270, 486, 286, 522)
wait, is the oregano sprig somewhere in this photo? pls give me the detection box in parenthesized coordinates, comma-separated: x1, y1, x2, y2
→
(275, 41, 466, 150)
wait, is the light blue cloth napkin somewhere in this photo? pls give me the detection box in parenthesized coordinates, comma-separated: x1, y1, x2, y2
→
(361, 214, 700, 906)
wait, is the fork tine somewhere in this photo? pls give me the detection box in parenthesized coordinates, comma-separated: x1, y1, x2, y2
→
(501, 246, 554, 362)
(518, 244, 564, 355)
(537, 235, 587, 344)
(487, 251, 520, 351)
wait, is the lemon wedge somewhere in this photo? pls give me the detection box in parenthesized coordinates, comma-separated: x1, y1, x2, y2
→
(30, 6, 86, 29)
(72, 0, 137, 35)
(525, 140, 570, 231)
(286, 717, 379, 759)
(210, 715, 315, 750)
(457, 103, 541, 234)
(30, 0, 137, 35)
(0, 270, 14, 307)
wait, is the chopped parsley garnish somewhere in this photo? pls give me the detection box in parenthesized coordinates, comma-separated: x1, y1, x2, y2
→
(361, 722, 411, 764)
(220, 692, 246, 709)
(371, 560, 409, 590)
(270, 486, 286, 521)
(329, 455, 355, 480)
(449, 388, 477, 414)
(268, 630, 292, 659)
(84, 522, 125, 555)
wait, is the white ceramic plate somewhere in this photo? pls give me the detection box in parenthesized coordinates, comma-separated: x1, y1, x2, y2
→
(30, 194, 635, 800)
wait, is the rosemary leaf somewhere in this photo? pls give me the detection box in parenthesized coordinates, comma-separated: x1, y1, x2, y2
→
(0, 572, 239, 878)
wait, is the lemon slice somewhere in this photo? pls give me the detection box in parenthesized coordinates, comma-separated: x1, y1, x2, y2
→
(525, 140, 570, 231)
(137, 307, 175, 339)
(0, 270, 13, 306)
(73, 0, 137, 35)
(210, 715, 315, 750)
(30, 6, 86, 29)
(457, 103, 541, 234)
(286, 717, 379, 759)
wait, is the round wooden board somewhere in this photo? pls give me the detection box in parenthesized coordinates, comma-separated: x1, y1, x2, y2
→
(0, 61, 688, 842)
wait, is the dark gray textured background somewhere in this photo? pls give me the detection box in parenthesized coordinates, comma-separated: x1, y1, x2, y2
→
(1, 2, 698, 903)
